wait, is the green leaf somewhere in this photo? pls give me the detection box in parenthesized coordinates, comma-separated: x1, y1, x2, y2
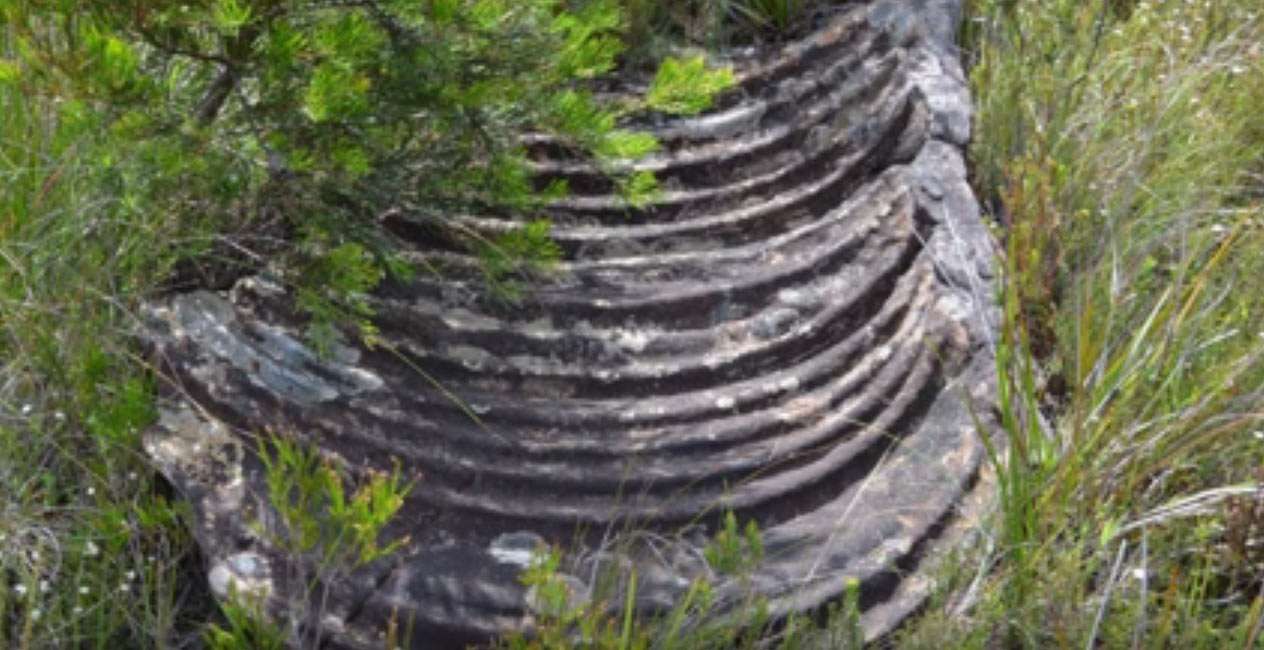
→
(618, 170, 661, 209)
(332, 143, 371, 178)
(478, 219, 563, 300)
(263, 20, 308, 68)
(430, 0, 459, 24)
(1099, 517, 1121, 546)
(85, 30, 141, 92)
(314, 12, 386, 62)
(550, 90, 618, 144)
(323, 242, 384, 296)
(304, 63, 371, 122)
(596, 130, 660, 161)
(384, 253, 417, 282)
(0, 59, 20, 85)
(470, 0, 509, 30)
(646, 55, 736, 116)
(552, 0, 624, 79)
(212, 0, 252, 36)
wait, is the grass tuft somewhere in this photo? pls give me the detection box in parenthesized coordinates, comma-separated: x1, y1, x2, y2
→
(0, 25, 216, 650)
(897, 1, 1264, 647)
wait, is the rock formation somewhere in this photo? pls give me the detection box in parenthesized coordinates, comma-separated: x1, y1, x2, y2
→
(142, 1, 998, 647)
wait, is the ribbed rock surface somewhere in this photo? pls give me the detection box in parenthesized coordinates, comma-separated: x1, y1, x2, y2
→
(142, 1, 998, 647)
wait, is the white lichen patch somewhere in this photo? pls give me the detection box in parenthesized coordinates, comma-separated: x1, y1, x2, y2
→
(208, 551, 273, 602)
(162, 291, 384, 404)
(145, 406, 238, 485)
(777, 394, 826, 423)
(488, 531, 546, 568)
(520, 316, 561, 340)
(612, 326, 656, 353)
(440, 306, 503, 332)
(449, 345, 495, 371)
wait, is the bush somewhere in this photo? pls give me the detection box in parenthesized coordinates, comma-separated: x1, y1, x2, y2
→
(3, 0, 694, 349)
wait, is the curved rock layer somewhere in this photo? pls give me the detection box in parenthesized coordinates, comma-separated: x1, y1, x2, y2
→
(142, 1, 998, 648)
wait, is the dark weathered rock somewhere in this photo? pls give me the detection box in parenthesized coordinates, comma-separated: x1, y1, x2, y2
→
(142, 1, 998, 647)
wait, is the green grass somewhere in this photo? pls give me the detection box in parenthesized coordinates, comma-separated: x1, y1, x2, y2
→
(0, 26, 213, 649)
(897, 0, 1264, 647)
(3, 0, 1264, 648)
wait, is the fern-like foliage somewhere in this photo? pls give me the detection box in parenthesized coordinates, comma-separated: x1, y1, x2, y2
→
(646, 55, 737, 115)
(4, 0, 735, 352)
(294, 240, 384, 357)
(477, 219, 565, 302)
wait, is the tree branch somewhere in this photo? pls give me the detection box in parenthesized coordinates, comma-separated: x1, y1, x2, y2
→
(196, 66, 239, 125)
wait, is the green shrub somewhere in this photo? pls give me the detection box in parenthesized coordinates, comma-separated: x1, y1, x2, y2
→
(4, 0, 675, 347)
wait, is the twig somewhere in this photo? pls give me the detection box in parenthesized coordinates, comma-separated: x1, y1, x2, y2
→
(951, 530, 997, 617)
(1131, 531, 1148, 650)
(1117, 484, 1260, 536)
(1086, 539, 1128, 650)
(1243, 580, 1264, 650)
(195, 66, 240, 125)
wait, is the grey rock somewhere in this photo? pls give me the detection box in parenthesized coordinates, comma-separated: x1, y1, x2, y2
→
(142, 2, 997, 648)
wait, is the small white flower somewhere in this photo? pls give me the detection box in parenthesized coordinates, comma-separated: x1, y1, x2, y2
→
(86, 486, 95, 497)
(29, 608, 40, 622)
(72, 606, 83, 615)
(39, 579, 50, 593)
(1254, 430, 1264, 441)
(20, 404, 32, 415)
(13, 584, 27, 596)
(54, 411, 65, 422)
(84, 541, 99, 557)
(79, 585, 90, 595)
(125, 570, 136, 582)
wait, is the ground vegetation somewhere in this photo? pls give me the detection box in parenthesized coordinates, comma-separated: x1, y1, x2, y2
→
(0, 0, 1262, 648)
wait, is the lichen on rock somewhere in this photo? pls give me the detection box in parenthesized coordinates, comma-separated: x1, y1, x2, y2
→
(142, 1, 999, 647)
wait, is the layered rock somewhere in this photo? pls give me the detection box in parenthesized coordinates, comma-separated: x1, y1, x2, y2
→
(142, 1, 998, 647)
